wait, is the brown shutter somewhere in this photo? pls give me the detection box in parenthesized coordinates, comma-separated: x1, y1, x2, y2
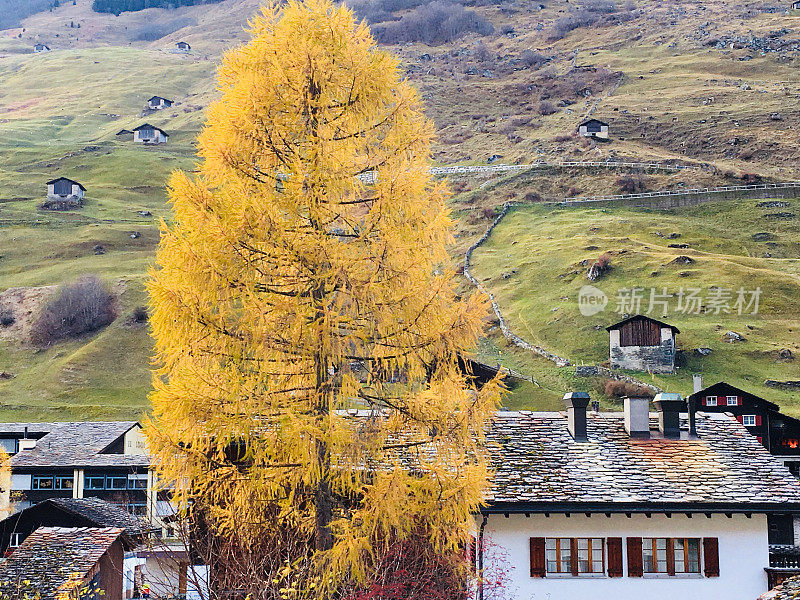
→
(530, 538, 546, 578)
(666, 538, 676, 576)
(703, 538, 720, 577)
(607, 538, 623, 577)
(627, 537, 643, 577)
(570, 538, 579, 576)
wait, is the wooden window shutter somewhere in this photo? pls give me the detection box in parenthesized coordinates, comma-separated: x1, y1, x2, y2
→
(530, 538, 546, 578)
(736, 415, 744, 424)
(627, 537, 643, 577)
(607, 538, 623, 577)
(666, 538, 676, 576)
(703, 538, 720, 577)
(756, 415, 763, 426)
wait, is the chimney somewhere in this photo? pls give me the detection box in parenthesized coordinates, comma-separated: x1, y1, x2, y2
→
(563, 392, 591, 442)
(692, 374, 703, 394)
(624, 397, 651, 438)
(653, 392, 686, 439)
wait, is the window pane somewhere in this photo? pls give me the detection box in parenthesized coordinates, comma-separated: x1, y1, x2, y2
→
(560, 539, 571, 573)
(0, 439, 16, 454)
(85, 477, 105, 490)
(33, 476, 53, 490)
(55, 476, 74, 490)
(643, 538, 655, 573)
(546, 539, 558, 573)
(674, 539, 686, 573)
(686, 539, 700, 572)
(108, 476, 128, 490)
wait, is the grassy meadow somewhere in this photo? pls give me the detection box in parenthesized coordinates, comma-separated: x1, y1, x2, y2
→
(0, 0, 798, 419)
(468, 199, 800, 414)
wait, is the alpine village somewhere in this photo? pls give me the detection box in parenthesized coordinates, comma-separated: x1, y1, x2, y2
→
(0, 0, 799, 599)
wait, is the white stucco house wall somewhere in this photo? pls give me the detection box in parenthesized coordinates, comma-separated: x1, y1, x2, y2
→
(473, 394, 800, 600)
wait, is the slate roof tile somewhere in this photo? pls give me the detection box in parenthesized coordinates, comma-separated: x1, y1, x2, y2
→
(0, 527, 124, 600)
(485, 411, 800, 508)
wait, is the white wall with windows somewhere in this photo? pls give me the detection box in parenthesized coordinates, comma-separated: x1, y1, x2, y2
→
(480, 512, 768, 600)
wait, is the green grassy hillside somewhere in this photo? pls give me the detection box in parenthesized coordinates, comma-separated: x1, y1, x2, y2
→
(468, 198, 800, 414)
(0, 0, 798, 419)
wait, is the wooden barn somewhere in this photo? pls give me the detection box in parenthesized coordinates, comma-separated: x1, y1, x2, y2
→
(175, 41, 191, 52)
(793, 1, 800, 9)
(46, 177, 85, 200)
(33, 43, 50, 53)
(133, 124, 169, 145)
(147, 96, 173, 110)
(578, 118, 610, 139)
(606, 315, 679, 373)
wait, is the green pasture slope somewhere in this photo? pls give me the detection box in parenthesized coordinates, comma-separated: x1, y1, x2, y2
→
(0, 45, 216, 420)
(469, 199, 800, 415)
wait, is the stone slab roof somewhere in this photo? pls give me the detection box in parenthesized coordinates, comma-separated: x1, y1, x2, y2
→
(47, 498, 155, 537)
(8, 421, 149, 469)
(484, 411, 800, 510)
(0, 527, 124, 599)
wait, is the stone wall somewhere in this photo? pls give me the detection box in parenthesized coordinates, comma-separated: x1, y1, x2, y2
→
(610, 339, 676, 373)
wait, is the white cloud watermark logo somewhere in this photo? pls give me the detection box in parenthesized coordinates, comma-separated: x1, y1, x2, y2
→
(578, 285, 608, 316)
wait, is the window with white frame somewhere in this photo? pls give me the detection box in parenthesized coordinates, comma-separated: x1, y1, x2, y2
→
(726, 396, 738, 406)
(706, 396, 717, 406)
(742, 415, 757, 427)
(9, 533, 22, 548)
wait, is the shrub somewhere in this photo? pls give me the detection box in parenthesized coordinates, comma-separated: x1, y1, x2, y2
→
(0, 306, 14, 327)
(130, 306, 149, 324)
(553, 133, 573, 142)
(616, 173, 649, 193)
(604, 379, 654, 398)
(524, 191, 542, 202)
(374, 1, 494, 44)
(520, 49, 547, 68)
(596, 252, 612, 269)
(538, 100, 557, 115)
(131, 17, 197, 42)
(30, 276, 116, 346)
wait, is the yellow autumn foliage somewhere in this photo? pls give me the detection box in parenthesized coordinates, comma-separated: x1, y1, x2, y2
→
(146, 0, 501, 594)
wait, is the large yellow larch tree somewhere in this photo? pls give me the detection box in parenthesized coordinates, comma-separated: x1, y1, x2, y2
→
(145, 0, 501, 595)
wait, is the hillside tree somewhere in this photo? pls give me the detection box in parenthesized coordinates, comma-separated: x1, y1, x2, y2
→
(146, 0, 501, 596)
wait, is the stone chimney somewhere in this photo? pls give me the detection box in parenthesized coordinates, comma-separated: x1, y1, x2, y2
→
(693, 374, 703, 394)
(563, 392, 591, 442)
(653, 392, 686, 439)
(624, 397, 651, 438)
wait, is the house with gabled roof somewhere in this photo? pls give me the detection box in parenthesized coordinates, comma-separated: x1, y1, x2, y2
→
(607, 315, 679, 373)
(33, 43, 50, 53)
(579, 117, 610, 139)
(46, 177, 85, 200)
(175, 41, 191, 53)
(133, 123, 169, 145)
(2, 421, 150, 517)
(0, 497, 155, 555)
(466, 392, 800, 600)
(147, 96, 174, 110)
(0, 527, 129, 600)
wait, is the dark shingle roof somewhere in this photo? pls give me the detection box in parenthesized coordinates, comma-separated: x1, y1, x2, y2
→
(0, 527, 124, 599)
(687, 381, 780, 411)
(606, 314, 680, 333)
(9, 421, 149, 469)
(47, 498, 154, 537)
(485, 411, 800, 511)
(133, 123, 168, 136)
(45, 177, 86, 191)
